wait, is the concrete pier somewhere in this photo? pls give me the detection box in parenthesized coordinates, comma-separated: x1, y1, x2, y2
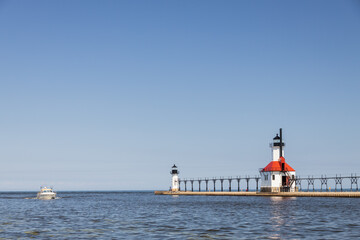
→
(154, 191, 360, 198)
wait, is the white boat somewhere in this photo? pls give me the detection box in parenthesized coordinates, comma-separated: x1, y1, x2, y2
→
(36, 187, 56, 200)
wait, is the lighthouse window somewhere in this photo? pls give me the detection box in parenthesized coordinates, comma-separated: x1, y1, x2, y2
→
(272, 175, 275, 181)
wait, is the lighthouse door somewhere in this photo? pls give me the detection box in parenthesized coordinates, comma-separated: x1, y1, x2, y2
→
(282, 176, 287, 186)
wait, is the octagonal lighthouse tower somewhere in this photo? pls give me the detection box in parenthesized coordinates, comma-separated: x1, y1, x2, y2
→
(170, 164, 179, 192)
(260, 129, 296, 192)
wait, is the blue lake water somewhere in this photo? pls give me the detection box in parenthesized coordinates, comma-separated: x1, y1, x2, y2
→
(0, 191, 359, 239)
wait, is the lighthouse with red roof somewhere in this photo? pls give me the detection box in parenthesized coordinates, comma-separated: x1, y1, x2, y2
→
(260, 128, 296, 192)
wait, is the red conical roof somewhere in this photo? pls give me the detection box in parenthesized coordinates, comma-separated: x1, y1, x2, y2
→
(262, 157, 295, 172)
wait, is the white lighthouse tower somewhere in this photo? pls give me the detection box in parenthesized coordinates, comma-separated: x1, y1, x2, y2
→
(170, 164, 179, 192)
(260, 129, 296, 192)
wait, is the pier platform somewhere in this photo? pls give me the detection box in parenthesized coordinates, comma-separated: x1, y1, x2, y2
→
(154, 191, 360, 198)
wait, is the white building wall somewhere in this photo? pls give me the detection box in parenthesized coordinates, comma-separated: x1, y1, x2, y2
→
(171, 174, 179, 191)
(272, 147, 285, 161)
(260, 171, 288, 192)
(260, 172, 271, 187)
(271, 172, 282, 188)
(261, 171, 297, 192)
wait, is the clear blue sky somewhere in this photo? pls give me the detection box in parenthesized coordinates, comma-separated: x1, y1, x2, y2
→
(0, 0, 359, 190)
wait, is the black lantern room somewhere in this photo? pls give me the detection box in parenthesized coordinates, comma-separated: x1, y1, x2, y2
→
(170, 164, 179, 175)
(272, 130, 285, 147)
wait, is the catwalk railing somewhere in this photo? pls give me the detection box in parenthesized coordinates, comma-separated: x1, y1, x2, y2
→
(178, 174, 359, 192)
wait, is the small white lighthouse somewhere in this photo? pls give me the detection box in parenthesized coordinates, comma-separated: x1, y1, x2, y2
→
(260, 129, 296, 192)
(170, 164, 179, 192)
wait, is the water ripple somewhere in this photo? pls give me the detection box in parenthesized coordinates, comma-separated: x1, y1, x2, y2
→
(0, 192, 359, 239)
